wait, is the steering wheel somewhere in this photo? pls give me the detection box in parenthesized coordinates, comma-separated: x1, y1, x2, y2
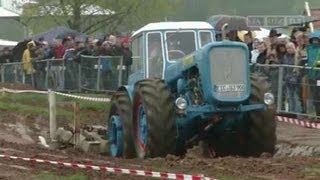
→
(168, 50, 186, 59)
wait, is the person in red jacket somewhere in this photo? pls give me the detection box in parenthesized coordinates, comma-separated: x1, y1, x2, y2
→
(53, 39, 65, 59)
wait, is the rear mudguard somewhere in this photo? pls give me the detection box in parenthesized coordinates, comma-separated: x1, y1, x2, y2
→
(118, 85, 135, 102)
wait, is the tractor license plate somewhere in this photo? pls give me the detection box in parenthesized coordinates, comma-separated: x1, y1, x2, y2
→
(317, 80, 320, 86)
(215, 84, 245, 92)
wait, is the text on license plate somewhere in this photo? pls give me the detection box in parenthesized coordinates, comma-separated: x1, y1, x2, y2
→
(214, 84, 245, 92)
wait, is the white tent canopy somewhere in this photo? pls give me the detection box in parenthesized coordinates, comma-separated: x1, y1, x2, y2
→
(255, 28, 289, 40)
(0, 39, 18, 47)
(0, 7, 19, 17)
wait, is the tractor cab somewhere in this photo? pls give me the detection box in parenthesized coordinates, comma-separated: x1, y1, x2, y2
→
(129, 22, 215, 84)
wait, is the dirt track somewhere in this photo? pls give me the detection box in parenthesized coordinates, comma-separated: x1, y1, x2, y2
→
(0, 112, 320, 180)
(1, 83, 320, 179)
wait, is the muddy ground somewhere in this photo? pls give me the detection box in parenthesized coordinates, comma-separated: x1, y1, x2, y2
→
(0, 83, 320, 180)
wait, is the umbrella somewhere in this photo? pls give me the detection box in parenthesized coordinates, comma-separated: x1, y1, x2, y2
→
(208, 15, 260, 31)
(56, 30, 86, 40)
(29, 26, 87, 44)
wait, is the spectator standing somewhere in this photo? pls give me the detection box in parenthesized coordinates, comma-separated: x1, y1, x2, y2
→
(0, 47, 13, 64)
(256, 42, 268, 64)
(53, 39, 65, 59)
(108, 35, 122, 56)
(244, 31, 253, 51)
(283, 42, 302, 113)
(275, 43, 287, 64)
(250, 38, 261, 64)
(269, 29, 281, 46)
(62, 36, 77, 90)
(296, 31, 309, 113)
(120, 38, 132, 84)
(22, 41, 36, 85)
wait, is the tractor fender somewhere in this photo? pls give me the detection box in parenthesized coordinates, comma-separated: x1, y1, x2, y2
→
(118, 85, 135, 102)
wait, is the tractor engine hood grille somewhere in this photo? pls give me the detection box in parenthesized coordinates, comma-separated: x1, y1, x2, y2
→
(209, 47, 248, 101)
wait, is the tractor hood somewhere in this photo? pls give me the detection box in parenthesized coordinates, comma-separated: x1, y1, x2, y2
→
(165, 40, 251, 104)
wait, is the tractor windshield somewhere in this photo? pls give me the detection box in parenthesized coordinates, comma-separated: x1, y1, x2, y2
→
(165, 31, 197, 61)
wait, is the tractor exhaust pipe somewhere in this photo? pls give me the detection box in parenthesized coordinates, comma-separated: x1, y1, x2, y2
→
(221, 23, 229, 40)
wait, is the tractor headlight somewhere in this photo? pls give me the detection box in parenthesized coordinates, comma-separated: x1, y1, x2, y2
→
(264, 92, 275, 105)
(175, 97, 187, 110)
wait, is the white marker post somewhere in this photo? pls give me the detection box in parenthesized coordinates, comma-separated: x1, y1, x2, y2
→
(305, 1, 314, 33)
(48, 90, 57, 141)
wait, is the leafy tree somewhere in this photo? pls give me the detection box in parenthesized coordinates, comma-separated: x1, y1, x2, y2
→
(22, 0, 180, 35)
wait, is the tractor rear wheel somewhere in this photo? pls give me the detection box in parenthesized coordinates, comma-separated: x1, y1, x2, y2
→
(246, 74, 276, 156)
(132, 79, 177, 158)
(108, 90, 136, 158)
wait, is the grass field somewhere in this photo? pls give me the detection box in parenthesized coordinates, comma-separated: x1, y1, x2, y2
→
(33, 173, 88, 180)
(0, 92, 110, 125)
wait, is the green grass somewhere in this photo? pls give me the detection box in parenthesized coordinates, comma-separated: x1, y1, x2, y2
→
(0, 93, 110, 119)
(302, 166, 320, 178)
(33, 172, 88, 180)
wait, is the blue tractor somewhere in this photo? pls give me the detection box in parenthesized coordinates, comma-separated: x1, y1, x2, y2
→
(108, 21, 276, 158)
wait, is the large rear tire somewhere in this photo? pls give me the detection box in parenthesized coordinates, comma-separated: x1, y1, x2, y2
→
(108, 90, 136, 158)
(133, 79, 177, 158)
(246, 74, 276, 156)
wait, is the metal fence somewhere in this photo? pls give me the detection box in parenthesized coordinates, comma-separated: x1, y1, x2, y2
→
(2, 57, 320, 119)
(0, 56, 125, 92)
(252, 63, 320, 119)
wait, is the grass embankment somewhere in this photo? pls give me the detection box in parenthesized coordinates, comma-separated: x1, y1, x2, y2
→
(0, 92, 109, 125)
(33, 172, 88, 180)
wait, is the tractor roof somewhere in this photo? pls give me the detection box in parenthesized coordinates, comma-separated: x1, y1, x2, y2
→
(132, 21, 214, 37)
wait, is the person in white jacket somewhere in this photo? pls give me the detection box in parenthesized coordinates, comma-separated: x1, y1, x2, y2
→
(250, 38, 262, 64)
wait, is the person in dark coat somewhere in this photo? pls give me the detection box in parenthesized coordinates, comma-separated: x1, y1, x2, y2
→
(256, 42, 268, 64)
(120, 38, 133, 84)
(0, 47, 13, 64)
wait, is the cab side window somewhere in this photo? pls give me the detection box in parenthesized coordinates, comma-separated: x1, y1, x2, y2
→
(147, 32, 163, 78)
(200, 31, 213, 47)
(131, 35, 143, 73)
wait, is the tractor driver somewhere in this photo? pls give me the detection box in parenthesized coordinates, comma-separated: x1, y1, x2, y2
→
(167, 36, 186, 59)
(148, 40, 163, 78)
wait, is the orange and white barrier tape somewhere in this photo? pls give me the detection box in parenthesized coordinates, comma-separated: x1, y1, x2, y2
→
(0, 154, 215, 180)
(276, 116, 320, 129)
(0, 88, 110, 102)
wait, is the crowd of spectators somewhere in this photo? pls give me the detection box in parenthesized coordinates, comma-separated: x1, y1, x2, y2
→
(0, 33, 133, 89)
(20, 34, 132, 73)
(230, 28, 320, 114)
(0, 47, 14, 64)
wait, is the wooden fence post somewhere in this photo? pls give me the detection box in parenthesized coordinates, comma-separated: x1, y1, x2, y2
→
(48, 90, 57, 141)
(73, 101, 80, 148)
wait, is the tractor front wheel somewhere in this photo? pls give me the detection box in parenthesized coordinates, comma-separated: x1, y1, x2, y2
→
(108, 90, 136, 158)
(246, 74, 276, 156)
(133, 79, 177, 158)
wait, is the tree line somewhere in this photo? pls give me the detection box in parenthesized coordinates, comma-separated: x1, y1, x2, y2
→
(21, 0, 320, 35)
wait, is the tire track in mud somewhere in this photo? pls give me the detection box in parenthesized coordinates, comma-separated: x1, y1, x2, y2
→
(275, 122, 320, 157)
